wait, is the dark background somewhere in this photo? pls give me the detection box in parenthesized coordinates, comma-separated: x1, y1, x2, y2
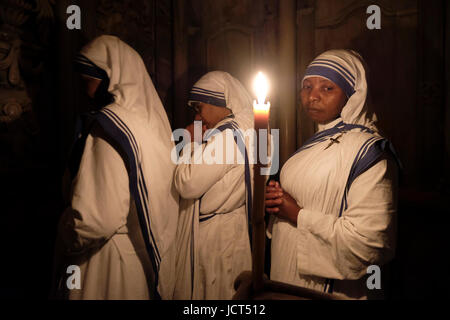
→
(0, 0, 448, 299)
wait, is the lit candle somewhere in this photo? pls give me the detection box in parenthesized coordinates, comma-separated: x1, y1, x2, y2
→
(253, 72, 271, 132)
(251, 72, 270, 294)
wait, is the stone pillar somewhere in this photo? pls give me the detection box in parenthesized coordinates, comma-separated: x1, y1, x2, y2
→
(296, 0, 316, 148)
(173, 0, 189, 130)
(278, 0, 297, 166)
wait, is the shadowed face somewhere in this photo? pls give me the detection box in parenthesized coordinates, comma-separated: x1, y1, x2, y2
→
(300, 77, 348, 124)
(192, 102, 232, 129)
(80, 75, 101, 98)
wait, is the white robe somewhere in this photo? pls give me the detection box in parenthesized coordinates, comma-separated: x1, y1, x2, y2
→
(174, 118, 252, 300)
(173, 71, 254, 300)
(57, 127, 155, 299)
(270, 118, 398, 299)
(55, 36, 179, 300)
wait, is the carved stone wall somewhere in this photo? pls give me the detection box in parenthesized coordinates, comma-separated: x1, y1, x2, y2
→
(0, 0, 59, 298)
(0, 0, 54, 168)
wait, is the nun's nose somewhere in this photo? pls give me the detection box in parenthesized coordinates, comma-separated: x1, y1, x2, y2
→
(309, 87, 320, 102)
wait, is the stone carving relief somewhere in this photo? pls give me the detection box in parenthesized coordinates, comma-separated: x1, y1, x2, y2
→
(0, 36, 31, 123)
(0, 0, 54, 168)
(0, 0, 54, 124)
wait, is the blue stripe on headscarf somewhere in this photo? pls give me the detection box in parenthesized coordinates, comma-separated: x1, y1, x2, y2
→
(191, 87, 225, 98)
(313, 59, 356, 84)
(189, 93, 227, 107)
(189, 87, 227, 107)
(74, 54, 108, 80)
(304, 65, 356, 98)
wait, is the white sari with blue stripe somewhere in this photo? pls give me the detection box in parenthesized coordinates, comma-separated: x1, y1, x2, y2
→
(173, 71, 254, 300)
(270, 50, 399, 299)
(57, 36, 179, 300)
(270, 118, 398, 299)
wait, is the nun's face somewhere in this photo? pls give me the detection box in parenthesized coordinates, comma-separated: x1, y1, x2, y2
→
(193, 102, 231, 129)
(300, 77, 347, 124)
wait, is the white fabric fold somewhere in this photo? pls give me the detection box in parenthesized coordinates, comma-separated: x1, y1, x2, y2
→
(57, 35, 179, 299)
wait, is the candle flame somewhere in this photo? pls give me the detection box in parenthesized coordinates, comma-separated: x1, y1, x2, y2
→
(253, 72, 269, 105)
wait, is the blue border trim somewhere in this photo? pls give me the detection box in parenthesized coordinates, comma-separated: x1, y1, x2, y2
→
(304, 65, 356, 98)
(189, 93, 227, 107)
(203, 121, 253, 248)
(288, 121, 400, 295)
(191, 87, 225, 98)
(74, 54, 107, 80)
(93, 109, 162, 300)
(291, 121, 374, 156)
(313, 59, 356, 83)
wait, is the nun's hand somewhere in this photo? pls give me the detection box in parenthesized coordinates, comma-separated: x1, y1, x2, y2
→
(265, 180, 301, 226)
(265, 180, 283, 212)
(186, 116, 207, 143)
(185, 123, 207, 143)
(276, 192, 301, 225)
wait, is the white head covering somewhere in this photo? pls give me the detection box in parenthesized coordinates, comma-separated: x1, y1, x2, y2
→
(188, 71, 254, 131)
(79, 35, 174, 137)
(79, 35, 179, 298)
(302, 49, 378, 132)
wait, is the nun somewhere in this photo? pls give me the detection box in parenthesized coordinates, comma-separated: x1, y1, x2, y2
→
(265, 49, 399, 299)
(55, 35, 179, 300)
(173, 71, 254, 300)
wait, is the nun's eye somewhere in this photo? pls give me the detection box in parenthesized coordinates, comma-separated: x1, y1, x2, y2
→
(192, 103, 201, 113)
(324, 87, 334, 91)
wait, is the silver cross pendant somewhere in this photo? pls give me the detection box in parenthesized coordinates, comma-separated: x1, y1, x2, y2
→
(324, 133, 344, 150)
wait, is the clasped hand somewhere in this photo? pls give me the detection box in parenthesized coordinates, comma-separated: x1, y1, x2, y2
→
(265, 180, 301, 226)
(185, 114, 207, 143)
